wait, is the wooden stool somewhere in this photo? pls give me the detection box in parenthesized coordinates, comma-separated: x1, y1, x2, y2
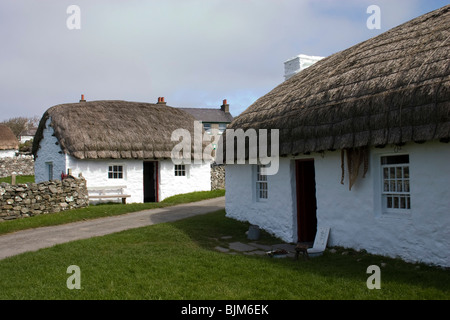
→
(295, 243, 309, 260)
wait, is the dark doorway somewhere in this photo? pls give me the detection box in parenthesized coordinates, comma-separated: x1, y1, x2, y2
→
(295, 159, 317, 243)
(144, 161, 158, 202)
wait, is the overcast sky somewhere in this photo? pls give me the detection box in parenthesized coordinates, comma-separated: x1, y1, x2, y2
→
(0, 0, 446, 121)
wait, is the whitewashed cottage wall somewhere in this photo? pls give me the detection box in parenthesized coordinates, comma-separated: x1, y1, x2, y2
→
(225, 141, 450, 267)
(67, 157, 144, 204)
(159, 160, 211, 201)
(34, 118, 66, 183)
(0, 150, 17, 159)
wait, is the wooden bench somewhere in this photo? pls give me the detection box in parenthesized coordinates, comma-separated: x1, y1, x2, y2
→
(88, 186, 131, 204)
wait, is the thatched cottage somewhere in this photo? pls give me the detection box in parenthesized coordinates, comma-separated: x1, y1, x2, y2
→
(32, 99, 211, 203)
(223, 5, 450, 266)
(0, 124, 19, 158)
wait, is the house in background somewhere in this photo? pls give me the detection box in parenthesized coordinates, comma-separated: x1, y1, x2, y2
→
(223, 5, 450, 267)
(0, 124, 19, 158)
(180, 99, 234, 156)
(32, 99, 211, 203)
(19, 127, 37, 144)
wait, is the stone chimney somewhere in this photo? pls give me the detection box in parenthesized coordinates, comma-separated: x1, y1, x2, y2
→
(220, 99, 229, 113)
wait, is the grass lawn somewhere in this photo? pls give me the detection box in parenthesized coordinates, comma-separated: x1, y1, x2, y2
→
(0, 175, 35, 184)
(0, 209, 448, 300)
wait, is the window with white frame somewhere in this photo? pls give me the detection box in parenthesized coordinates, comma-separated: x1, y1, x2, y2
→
(108, 165, 124, 179)
(203, 123, 212, 135)
(381, 155, 410, 213)
(256, 164, 268, 200)
(174, 164, 186, 176)
(218, 123, 227, 135)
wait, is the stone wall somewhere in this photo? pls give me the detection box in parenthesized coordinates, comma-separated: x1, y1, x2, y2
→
(0, 154, 34, 178)
(0, 176, 89, 221)
(211, 163, 225, 190)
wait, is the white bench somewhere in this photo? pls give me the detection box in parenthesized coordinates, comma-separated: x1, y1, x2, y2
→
(88, 186, 131, 204)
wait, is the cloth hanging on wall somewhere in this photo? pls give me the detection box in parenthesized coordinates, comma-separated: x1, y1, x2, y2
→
(340, 146, 369, 190)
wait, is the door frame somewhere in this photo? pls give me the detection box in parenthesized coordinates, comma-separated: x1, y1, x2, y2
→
(143, 161, 159, 202)
(295, 159, 318, 243)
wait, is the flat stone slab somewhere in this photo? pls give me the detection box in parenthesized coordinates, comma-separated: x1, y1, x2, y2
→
(228, 242, 257, 252)
(248, 242, 272, 251)
(214, 246, 230, 253)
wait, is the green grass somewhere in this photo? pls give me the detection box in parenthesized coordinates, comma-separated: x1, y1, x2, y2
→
(0, 189, 225, 236)
(0, 175, 35, 184)
(0, 210, 448, 300)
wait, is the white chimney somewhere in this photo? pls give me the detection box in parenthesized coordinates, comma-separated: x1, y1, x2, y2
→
(284, 54, 324, 81)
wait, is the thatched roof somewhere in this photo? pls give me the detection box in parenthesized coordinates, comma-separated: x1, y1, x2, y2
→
(33, 100, 206, 160)
(0, 124, 19, 150)
(224, 5, 450, 157)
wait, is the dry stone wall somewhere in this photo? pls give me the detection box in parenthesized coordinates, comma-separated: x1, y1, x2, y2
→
(0, 154, 34, 178)
(211, 163, 225, 190)
(0, 177, 89, 221)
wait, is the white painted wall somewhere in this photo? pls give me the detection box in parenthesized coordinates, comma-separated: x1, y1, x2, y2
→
(225, 141, 450, 267)
(67, 157, 144, 204)
(225, 158, 297, 242)
(20, 135, 34, 144)
(0, 149, 18, 158)
(34, 118, 66, 183)
(67, 158, 211, 203)
(159, 160, 211, 201)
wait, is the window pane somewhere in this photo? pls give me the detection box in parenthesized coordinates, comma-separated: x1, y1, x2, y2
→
(383, 168, 388, 179)
(381, 155, 409, 165)
(393, 197, 399, 208)
(387, 196, 392, 208)
(390, 167, 395, 179)
(390, 181, 395, 192)
(404, 180, 410, 192)
(400, 196, 406, 209)
(404, 167, 409, 178)
(396, 167, 402, 179)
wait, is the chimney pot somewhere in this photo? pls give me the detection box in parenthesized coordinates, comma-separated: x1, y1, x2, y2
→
(80, 94, 86, 102)
(157, 97, 166, 105)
